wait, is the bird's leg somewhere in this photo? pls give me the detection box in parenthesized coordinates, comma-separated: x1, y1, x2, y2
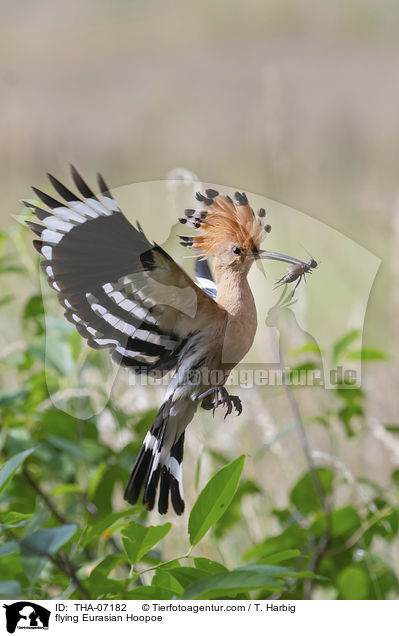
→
(197, 386, 242, 418)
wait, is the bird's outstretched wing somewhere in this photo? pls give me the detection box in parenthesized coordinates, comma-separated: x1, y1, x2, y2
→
(25, 167, 224, 375)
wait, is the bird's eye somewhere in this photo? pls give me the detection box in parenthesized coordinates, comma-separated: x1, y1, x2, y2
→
(232, 247, 241, 255)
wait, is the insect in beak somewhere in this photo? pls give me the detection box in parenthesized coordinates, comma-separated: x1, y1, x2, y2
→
(253, 249, 308, 266)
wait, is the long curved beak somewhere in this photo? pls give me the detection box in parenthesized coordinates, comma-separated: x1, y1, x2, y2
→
(253, 249, 306, 266)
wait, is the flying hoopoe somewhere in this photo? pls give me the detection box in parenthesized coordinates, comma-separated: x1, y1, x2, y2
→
(25, 168, 307, 515)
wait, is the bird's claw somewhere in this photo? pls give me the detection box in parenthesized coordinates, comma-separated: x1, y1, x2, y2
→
(229, 395, 243, 417)
(210, 387, 242, 418)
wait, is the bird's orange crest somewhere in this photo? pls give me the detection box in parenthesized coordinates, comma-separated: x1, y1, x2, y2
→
(178, 190, 271, 258)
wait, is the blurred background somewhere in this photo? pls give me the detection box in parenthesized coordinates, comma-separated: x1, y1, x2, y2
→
(1, 0, 399, 599)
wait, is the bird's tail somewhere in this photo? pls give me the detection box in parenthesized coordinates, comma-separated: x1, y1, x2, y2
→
(124, 397, 186, 515)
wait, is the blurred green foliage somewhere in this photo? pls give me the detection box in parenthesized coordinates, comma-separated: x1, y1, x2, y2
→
(1, 225, 398, 600)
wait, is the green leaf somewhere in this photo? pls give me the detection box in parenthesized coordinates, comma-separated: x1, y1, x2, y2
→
(214, 479, 261, 539)
(285, 362, 318, 383)
(332, 330, 361, 362)
(0, 541, 19, 557)
(193, 558, 228, 575)
(0, 294, 14, 308)
(290, 468, 333, 514)
(1, 511, 32, 526)
(337, 565, 370, 600)
(188, 455, 245, 546)
(291, 343, 321, 356)
(0, 447, 36, 494)
(152, 570, 184, 595)
(336, 384, 363, 401)
(21, 524, 77, 556)
(0, 580, 21, 598)
(51, 484, 82, 496)
(338, 404, 363, 437)
(362, 555, 399, 599)
(257, 549, 301, 565)
(167, 566, 212, 588)
(89, 554, 130, 584)
(244, 524, 308, 561)
(0, 387, 29, 406)
(91, 465, 127, 516)
(20, 524, 77, 584)
(86, 575, 128, 597)
(41, 409, 81, 441)
(45, 334, 75, 376)
(68, 331, 82, 362)
(83, 509, 139, 547)
(182, 565, 285, 600)
(311, 506, 361, 540)
(153, 559, 181, 572)
(122, 522, 171, 564)
(45, 316, 75, 336)
(19, 550, 46, 585)
(0, 264, 25, 275)
(47, 434, 88, 460)
(125, 585, 177, 600)
(345, 348, 387, 361)
(23, 295, 44, 320)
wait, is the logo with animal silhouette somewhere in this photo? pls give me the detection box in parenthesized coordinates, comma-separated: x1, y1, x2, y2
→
(2, 602, 50, 633)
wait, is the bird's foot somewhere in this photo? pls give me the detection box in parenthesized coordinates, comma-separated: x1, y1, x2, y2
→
(198, 386, 242, 418)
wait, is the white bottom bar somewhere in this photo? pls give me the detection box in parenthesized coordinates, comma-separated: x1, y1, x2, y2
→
(1, 599, 398, 635)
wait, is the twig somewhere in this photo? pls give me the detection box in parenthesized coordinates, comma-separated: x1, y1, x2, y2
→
(3, 527, 91, 600)
(280, 365, 329, 514)
(276, 348, 331, 598)
(23, 467, 94, 563)
(138, 547, 193, 577)
(302, 532, 330, 599)
(25, 467, 133, 583)
(22, 468, 92, 597)
(23, 467, 68, 525)
(50, 552, 91, 599)
(326, 506, 393, 558)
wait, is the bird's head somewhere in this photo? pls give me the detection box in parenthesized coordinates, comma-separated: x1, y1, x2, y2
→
(179, 189, 303, 277)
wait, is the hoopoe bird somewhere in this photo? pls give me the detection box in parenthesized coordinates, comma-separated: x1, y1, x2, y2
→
(25, 167, 307, 515)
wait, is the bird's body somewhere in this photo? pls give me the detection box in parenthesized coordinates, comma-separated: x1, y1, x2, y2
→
(25, 169, 307, 514)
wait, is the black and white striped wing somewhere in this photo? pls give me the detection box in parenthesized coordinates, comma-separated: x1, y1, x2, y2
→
(25, 167, 220, 375)
(194, 258, 217, 300)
